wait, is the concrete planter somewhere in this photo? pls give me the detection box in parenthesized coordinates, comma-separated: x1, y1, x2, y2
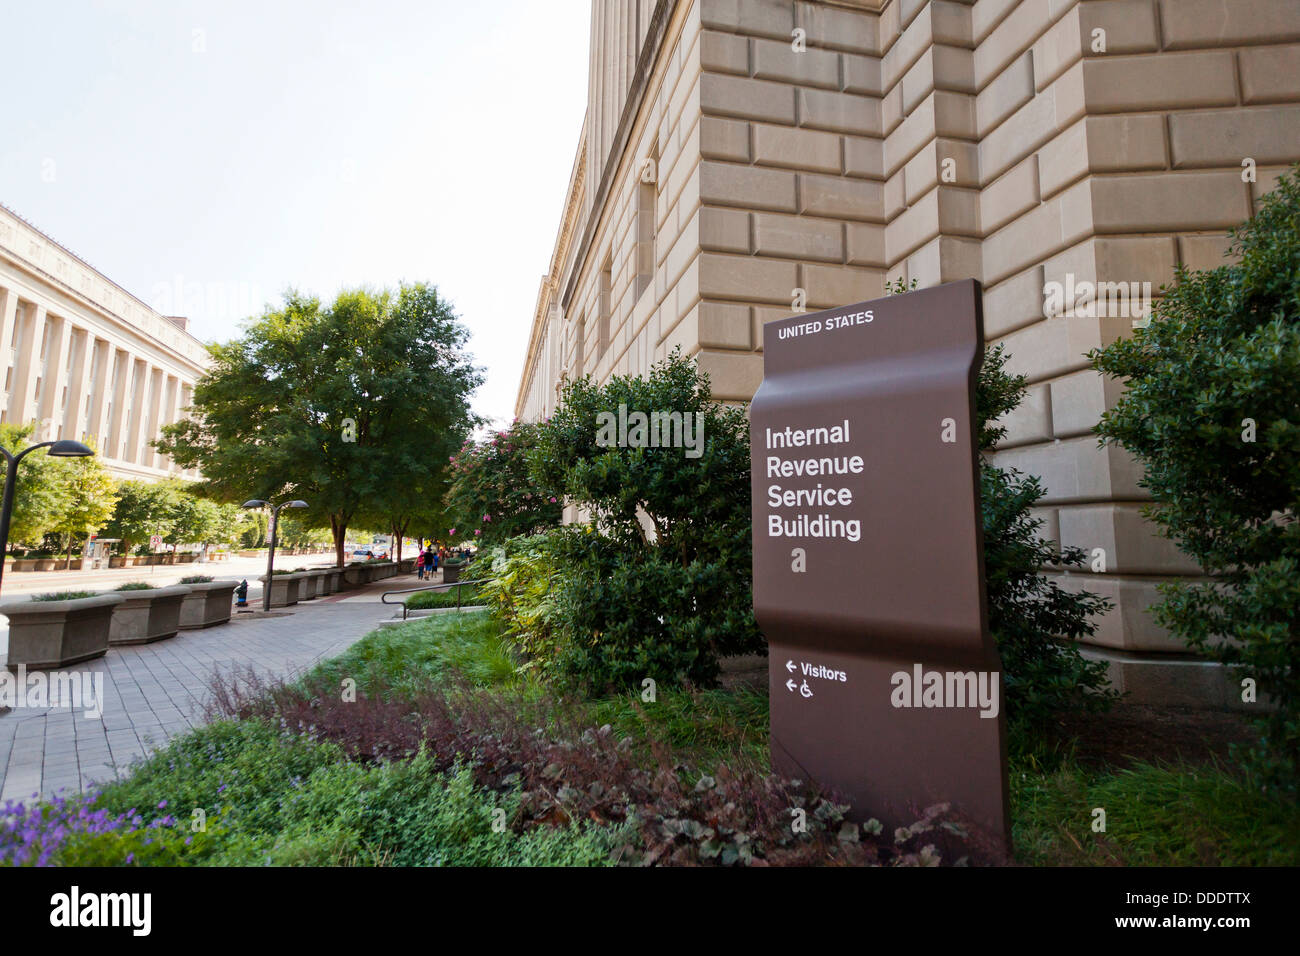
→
(297, 571, 319, 601)
(34, 559, 55, 571)
(399, 557, 416, 574)
(108, 556, 126, 568)
(108, 586, 191, 646)
(260, 574, 301, 608)
(323, 568, 345, 593)
(177, 581, 239, 629)
(315, 568, 334, 595)
(1, 593, 126, 671)
(10, 559, 37, 572)
(443, 563, 462, 584)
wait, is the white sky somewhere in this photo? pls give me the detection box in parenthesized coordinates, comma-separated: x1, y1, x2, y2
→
(0, 0, 592, 426)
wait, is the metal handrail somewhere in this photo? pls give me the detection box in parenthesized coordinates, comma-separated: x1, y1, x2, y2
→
(381, 579, 485, 619)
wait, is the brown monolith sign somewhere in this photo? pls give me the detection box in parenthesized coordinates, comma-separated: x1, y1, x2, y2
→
(750, 278, 1010, 852)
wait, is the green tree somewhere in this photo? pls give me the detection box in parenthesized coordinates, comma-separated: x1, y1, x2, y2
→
(164, 488, 241, 552)
(1091, 165, 1300, 791)
(0, 423, 72, 550)
(156, 283, 481, 565)
(52, 443, 118, 565)
(238, 509, 268, 549)
(104, 480, 181, 554)
(446, 420, 563, 548)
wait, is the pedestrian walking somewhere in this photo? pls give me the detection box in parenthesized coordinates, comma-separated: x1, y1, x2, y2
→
(416, 548, 427, 580)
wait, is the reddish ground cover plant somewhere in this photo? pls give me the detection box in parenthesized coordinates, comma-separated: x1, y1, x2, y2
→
(207, 668, 997, 866)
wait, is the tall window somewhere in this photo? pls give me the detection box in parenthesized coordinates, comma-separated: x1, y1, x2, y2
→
(599, 259, 612, 359)
(635, 145, 658, 300)
(573, 313, 585, 378)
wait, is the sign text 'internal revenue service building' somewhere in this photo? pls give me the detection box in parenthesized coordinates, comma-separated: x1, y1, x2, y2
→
(750, 279, 1010, 851)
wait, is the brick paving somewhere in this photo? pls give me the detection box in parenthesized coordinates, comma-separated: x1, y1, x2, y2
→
(0, 577, 416, 804)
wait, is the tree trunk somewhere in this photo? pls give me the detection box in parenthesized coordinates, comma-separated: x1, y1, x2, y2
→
(330, 515, 348, 567)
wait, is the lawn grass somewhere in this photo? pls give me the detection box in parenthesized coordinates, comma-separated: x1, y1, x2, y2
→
(1010, 752, 1300, 866)
(303, 610, 515, 695)
(403, 584, 483, 610)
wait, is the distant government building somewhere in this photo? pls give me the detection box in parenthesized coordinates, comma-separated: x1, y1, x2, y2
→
(516, 0, 1300, 706)
(0, 203, 207, 482)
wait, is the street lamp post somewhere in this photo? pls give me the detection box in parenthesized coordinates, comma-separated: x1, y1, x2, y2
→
(0, 439, 95, 596)
(241, 498, 308, 612)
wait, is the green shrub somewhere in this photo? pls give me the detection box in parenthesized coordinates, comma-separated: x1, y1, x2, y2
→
(30, 590, 97, 602)
(471, 536, 560, 673)
(1091, 165, 1300, 792)
(114, 581, 156, 591)
(179, 574, 215, 584)
(547, 525, 759, 691)
(531, 350, 762, 694)
(978, 344, 1116, 731)
(446, 419, 564, 547)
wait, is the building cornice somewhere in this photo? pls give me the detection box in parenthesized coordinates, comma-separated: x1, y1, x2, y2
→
(0, 202, 212, 372)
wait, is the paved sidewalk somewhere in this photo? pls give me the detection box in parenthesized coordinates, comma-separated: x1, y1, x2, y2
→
(0, 587, 408, 804)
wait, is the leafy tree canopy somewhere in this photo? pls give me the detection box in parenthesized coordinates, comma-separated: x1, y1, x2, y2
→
(157, 283, 482, 565)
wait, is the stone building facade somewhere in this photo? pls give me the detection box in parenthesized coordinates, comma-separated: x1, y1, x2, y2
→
(515, 0, 1300, 706)
(0, 204, 209, 481)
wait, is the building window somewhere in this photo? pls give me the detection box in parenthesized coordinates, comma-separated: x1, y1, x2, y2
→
(599, 259, 612, 359)
(635, 145, 658, 300)
(573, 313, 585, 378)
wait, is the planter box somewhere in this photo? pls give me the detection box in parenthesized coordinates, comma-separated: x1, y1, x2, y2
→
(312, 568, 333, 595)
(34, 559, 55, 571)
(1, 593, 126, 670)
(177, 581, 239, 629)
(108, 586, 191, 646)
(315, 568, 335, 596)
(260, 574, 300, 608)
(108, 556, 126, 568)
(443, 564, 462, 584)
(297, 571, 318, 601)
(323, 568, 345, 593)
(399, 557, 416, 574)
(10, 559, 37, 572)
(179, 553, 197, 563)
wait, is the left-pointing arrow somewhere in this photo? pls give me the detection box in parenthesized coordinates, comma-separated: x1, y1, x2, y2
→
(786, 659, 796, 673)
(786, 679, 797, 693)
